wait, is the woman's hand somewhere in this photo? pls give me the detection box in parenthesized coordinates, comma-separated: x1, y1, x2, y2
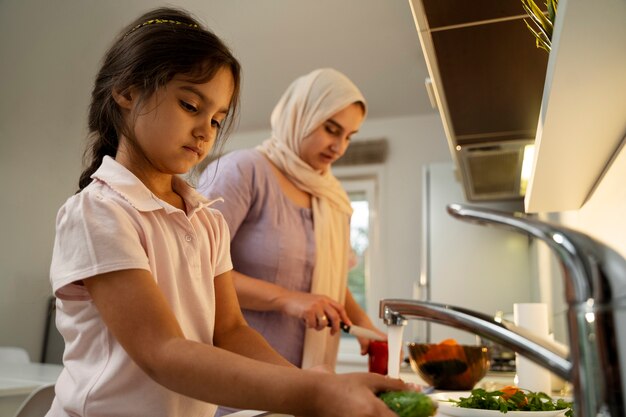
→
(355, 328, 388, 355)
(276, 291, 351, 334)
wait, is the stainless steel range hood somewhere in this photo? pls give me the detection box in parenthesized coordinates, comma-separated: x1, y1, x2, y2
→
(410, 0, 548, 201)
(458, 139, 533, 200)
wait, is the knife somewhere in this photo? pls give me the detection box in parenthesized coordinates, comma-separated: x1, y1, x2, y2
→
(333, 321, 387, 341)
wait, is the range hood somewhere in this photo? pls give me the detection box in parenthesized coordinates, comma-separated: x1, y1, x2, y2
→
(409, 0, 549, 201)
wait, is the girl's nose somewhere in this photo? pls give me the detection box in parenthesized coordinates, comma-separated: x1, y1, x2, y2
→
(196, 131, 210, 142)
(193, 119, 211, 142)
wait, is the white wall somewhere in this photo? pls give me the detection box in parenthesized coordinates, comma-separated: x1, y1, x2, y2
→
(560, 144, 626, 257)
(0, 2, 96, 362)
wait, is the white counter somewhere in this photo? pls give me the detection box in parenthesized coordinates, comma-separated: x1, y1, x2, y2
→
(0, 362, 62, 416)
(222, 364, 516, 417)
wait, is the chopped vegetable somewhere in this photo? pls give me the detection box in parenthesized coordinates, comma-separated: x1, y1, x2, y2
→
(451, 387, 573, 416)
(379, 391, 438, 417)
(499, 385, 528, 406)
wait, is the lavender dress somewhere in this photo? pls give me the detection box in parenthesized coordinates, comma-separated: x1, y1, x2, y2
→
(197, 148, 316, 367)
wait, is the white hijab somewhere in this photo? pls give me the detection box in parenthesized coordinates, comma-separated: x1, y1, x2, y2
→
(257, 68, 367, 369)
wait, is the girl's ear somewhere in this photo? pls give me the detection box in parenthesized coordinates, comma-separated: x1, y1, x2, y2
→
(112, 87, 134, 110)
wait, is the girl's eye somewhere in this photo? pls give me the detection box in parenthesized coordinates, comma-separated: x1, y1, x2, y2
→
(180, 100, 198, 113)
(211, 119, 222, 129)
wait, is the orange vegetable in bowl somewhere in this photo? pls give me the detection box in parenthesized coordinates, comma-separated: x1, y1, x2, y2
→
(422, 339, 463, 362)
(407, 342, 490, 390)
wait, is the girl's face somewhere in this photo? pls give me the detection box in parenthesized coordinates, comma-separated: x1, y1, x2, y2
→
(118, 67, 234, 176)
(299, 102, 365, 172)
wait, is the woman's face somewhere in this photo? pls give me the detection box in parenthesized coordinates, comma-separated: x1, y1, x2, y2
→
(299, 102, 365, 172)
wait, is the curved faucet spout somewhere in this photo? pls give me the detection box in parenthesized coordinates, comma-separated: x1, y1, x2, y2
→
(379, 299, 571, 379)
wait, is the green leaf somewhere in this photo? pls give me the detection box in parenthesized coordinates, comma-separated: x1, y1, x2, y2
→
(523, 19, 551, 52)
(547, 0, 558, 22)
(452, 388, 572, 415)
(520, 0, 558, 52)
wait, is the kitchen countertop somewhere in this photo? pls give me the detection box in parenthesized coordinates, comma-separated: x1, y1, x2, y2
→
(0, 362, 62, 396)
(0, 361, 62, 416)
(222, 366, 518, 417)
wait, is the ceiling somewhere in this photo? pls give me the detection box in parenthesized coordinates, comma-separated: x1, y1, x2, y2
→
(187, 0, 436, 131)
(75, 0, 437, 132)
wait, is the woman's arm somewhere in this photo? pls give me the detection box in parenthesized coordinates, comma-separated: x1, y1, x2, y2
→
(83, 268, 407, 416)
(212, 270, 293, 366)
(232, 270, 351, 334)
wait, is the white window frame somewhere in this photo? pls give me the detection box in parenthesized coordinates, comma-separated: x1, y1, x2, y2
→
(333, 165, 384, 369)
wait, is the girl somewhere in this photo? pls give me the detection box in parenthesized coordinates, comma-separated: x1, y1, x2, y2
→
(48, 7, 406, 417)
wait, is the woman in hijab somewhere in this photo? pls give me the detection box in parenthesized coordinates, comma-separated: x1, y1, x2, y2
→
(197, 68, 385, 378)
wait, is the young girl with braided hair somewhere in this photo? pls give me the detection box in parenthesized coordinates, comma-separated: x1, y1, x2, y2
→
(48, 6, 408, 417)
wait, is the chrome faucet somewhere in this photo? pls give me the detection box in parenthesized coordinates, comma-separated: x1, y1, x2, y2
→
(380, 203, 626, 417)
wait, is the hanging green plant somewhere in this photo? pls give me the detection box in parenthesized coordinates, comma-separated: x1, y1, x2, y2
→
(520, 0, 558, 52)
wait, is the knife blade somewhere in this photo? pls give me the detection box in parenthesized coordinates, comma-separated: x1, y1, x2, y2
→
(335, 321, 387, 341)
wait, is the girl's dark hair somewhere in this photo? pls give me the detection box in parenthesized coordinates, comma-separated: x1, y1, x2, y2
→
(78, 7, 241, 191)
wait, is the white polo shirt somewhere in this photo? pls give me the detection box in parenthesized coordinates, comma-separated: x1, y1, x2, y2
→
(48, 156, 232, 417)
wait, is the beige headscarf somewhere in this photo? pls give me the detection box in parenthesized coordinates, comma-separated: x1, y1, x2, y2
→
(257, 68, 367, 369)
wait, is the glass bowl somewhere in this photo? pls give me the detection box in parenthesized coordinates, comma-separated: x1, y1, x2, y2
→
(407, 342, 490, 390)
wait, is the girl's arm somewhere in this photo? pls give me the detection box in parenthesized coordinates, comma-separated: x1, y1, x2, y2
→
(83, 268, 406, 416)
(231, 269, 351, 334)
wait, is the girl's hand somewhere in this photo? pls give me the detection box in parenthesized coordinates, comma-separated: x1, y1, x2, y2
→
(308, 363, 334, 374)
(276, 291, 350, 335)
(311, 372, 409, 417)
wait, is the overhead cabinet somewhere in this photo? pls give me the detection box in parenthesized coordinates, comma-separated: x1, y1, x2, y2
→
(524, 0, 626, 213)
(409, 0, 549, 201)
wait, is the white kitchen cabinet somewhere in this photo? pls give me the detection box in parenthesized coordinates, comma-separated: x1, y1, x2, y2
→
(524, 0, 626, 213)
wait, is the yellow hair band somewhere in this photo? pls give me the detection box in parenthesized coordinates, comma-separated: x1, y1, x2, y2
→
(124, 18, 199, 38)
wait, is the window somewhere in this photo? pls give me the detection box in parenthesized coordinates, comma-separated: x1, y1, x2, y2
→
(346, 191, 370, 312)
(342, 178, 378, 317)
(336, 173, 381, 369)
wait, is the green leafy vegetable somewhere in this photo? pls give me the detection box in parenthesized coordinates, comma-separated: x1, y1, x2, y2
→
(379, 391, 438, 417)
(451, 388, 573, 417)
